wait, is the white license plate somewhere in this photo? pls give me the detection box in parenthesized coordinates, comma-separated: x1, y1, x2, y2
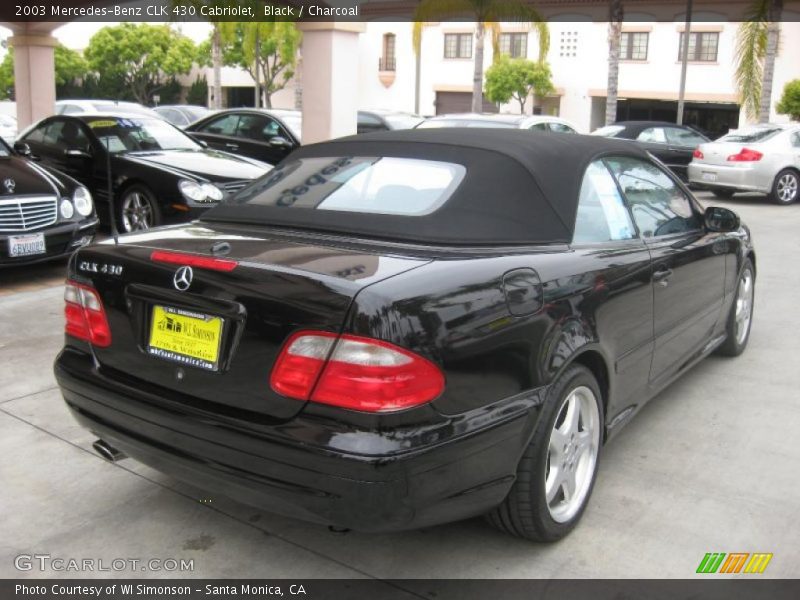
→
(701, 172, 718, 182)
(8, 233, 46, 257)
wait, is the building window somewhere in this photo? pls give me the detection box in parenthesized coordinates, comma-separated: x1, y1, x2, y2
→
(444, 33, 472, 59)
(559, 30, 578, 57)
(499, 32, 528, 58)
(620, 32, 649, 60)
(678, 32, 719, 62)
(380, 33, 396, 71)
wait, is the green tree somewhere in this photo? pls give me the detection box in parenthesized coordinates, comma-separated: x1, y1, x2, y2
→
(84, 23, 196, 105)
(735, 0, 784, 122)
(413, 0, 549, 113)
(187, 75, 209, 106)
(0, 43, 88, 100)
(776, 79, 800, 120)
(484, 55, 553, 113)
(219, 21, 301, 108)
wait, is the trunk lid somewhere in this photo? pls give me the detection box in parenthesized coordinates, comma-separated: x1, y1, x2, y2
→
(74, 222, 430, 422)
(695, 142, 749, 166)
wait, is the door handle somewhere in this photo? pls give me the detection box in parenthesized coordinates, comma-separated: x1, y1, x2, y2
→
(225, 143, 239, 150)
(653, 267, 673, 286)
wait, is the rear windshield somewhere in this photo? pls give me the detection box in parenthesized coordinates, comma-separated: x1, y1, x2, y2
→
(719, 127, 782, 143)
(224, 156, 465, 216)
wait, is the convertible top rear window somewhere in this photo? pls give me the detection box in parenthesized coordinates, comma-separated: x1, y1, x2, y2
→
(230, 157, 465, 216)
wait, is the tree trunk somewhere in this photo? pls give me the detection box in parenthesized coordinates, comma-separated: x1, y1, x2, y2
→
(759, 1, 783, 123)
(294, 54, 303, 110)
(471, 23, 485, 113)
(254, 32, 261, 108)
(605, 0, 623, 125)
(211, 25, 222, 109)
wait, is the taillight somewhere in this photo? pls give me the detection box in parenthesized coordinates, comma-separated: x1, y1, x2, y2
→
(150, 250, 238, 272)
(693, 148, 704, 159)
(727, 148, 763, 162)
(270, 331, 445, 412)
(64, 280, 111, 347)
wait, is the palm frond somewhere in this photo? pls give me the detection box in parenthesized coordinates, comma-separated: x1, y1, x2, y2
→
(412, 0, 475, 53)
(484, 2, 550, 60)
(735, 17, 768, 121)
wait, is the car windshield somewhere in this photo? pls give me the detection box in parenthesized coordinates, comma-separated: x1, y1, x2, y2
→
(383, 114, 425, 129)
(86, 117, 202, 153)
(183, 106, 209, 120)
(718, 127, 783, 143)
(417, 119, 517, 129)
(94, 102, 154, 116)
(0, 138, 10, 156)
(591, 125, 625, 137)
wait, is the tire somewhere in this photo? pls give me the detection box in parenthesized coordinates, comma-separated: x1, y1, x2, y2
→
(486, 364, 603, 541)
(116, 184, 161, 233)
(716, 258, 755, 357)
(712, 189, 735, 199)
(770, 169, 799, 205)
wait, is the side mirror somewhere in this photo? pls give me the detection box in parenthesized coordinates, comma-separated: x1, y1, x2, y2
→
(268, 136, 292, 148)
(705, 206, 740, 232)
(64, 148, 92, 159)
(13, 142, 32, 156)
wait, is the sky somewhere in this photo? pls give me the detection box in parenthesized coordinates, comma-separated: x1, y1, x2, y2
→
(0, 21, 213, 55)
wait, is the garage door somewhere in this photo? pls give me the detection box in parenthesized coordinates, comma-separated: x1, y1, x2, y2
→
(435, 92, 498, 115)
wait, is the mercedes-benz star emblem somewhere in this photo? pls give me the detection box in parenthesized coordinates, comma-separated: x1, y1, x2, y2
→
(173, 266, 193, 291)
(3, 177, 15, 194)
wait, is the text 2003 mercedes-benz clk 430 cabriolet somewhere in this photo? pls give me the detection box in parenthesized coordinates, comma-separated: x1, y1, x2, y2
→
(54, 129, 755, 541)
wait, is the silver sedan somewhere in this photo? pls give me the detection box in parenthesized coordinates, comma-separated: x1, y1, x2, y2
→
(688, 123, 800, 204)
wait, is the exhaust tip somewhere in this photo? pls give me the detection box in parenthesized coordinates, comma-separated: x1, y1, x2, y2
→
(92, 439, 126, 463)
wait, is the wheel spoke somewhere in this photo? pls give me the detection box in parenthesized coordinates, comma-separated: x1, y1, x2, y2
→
(562, 469, 578, 501)
(546, 465, 563, 503)
(562, 393, 580, 436)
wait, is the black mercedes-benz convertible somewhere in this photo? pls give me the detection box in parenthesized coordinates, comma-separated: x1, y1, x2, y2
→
(54, 129, 755, 541)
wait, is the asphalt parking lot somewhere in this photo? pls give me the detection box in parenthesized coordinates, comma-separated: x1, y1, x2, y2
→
(1, 191, 798, 583)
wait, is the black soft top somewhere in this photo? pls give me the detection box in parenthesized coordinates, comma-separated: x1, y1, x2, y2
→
(206, 128, 652, 245)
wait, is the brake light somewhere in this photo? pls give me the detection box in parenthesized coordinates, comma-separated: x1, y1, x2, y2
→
(693, 148, 704, 159)
(150, 250, 238, 272)
(64, 281, 111, 347)
(727, 148, 763, 162)
(270, 331, 445, 412)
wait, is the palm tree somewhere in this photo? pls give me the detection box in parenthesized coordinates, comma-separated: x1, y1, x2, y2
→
(605, 0, 623, 125)
(413, 0, 549, 113)
(735, 0, 783, 123)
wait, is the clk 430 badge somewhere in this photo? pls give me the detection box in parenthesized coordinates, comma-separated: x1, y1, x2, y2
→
(79, 261, 124, 276)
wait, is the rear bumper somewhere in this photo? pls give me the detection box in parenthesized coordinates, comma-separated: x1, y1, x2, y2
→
(55, 347, 544, 532)
(687, 163, 770, 193)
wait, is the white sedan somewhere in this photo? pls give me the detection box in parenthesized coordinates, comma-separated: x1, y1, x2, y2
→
(688, 123, 800, 204)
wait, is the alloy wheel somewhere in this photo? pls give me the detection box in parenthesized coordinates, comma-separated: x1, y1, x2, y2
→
(776, 173, 798, 203)
(545, 385, 600, 523)
(121, 191, 153, 232)
(735, 268, 754, 346)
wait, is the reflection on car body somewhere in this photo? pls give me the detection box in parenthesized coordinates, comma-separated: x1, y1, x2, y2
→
(54, 129, 755, 542)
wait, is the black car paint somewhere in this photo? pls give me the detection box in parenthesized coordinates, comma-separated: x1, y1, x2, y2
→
(0, 144, 97, 266)
(601, 121, 710, 181)
(54, 182, 753, 532)
(185, 109, 301, 166)
(18, 115, 269, 227)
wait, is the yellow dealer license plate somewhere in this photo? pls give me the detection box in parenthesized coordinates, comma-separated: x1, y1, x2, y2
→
(148, 305, 223, 371)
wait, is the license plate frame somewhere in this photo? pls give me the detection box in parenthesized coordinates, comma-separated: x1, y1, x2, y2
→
(8, 233, 46, 257)
(147, 305, 224, 372)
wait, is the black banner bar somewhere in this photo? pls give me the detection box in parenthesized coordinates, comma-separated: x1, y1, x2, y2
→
(3, 579, 800, 600)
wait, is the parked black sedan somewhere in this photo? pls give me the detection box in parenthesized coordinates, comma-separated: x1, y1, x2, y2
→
(54, 129, 755, 541)
(592, 121, 710, 181)
(185, 108, 301, 166)
(0, 136, 97, 266)
(17, 114, 270, 232)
